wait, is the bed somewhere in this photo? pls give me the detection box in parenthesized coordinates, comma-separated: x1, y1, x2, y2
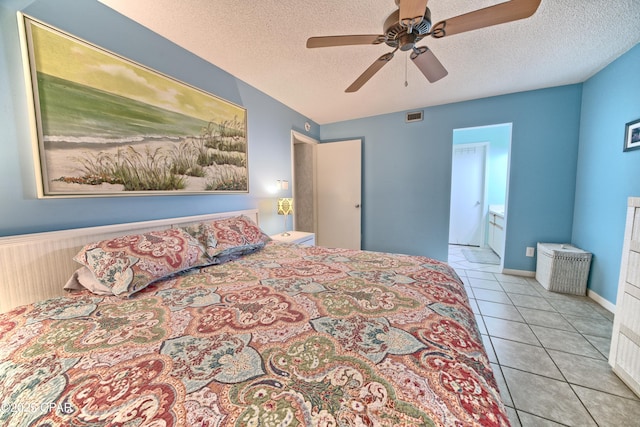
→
(0, 210, 509, 426)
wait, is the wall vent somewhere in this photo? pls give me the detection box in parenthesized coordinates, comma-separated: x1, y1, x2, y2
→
(406, 111, 423, 123)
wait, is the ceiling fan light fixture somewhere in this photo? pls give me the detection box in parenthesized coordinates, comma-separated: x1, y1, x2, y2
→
(399, 33, 417, 51)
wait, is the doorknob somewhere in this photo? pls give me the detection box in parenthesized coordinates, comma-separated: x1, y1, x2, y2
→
(355, 204, 361, 208)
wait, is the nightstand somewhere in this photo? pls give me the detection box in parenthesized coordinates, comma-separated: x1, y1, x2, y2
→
(269, 231, 315, 246)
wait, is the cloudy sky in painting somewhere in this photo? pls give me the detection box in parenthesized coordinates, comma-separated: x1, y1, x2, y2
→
(27, 19, 243, 124)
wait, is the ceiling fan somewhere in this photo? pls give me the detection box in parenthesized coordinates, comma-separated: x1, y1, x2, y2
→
(306, 0, 542, 92)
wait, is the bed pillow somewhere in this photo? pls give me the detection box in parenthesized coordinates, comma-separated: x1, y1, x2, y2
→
(73, 228, 209, 297)
(181, 215, 270, 260)
(64, 266, 114, 295)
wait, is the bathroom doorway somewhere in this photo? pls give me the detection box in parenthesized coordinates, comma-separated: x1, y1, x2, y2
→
(450, 124, 512, 259)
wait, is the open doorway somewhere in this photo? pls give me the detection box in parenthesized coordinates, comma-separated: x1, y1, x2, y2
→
(291, 131, 317, 234)
(290, 131, 363, 249)
(450, 124, 512, 263)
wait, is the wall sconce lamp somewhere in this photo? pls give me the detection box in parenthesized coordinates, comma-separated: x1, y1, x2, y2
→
(277, 198, 293, 236)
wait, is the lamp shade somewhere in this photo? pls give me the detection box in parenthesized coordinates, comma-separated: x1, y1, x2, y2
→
(277, 198, 293, 215)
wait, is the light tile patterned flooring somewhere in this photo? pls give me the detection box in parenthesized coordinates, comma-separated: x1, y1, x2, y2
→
(448, 245, 640, 426)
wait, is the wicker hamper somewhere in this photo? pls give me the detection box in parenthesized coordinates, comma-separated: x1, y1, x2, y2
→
(535, 243, 592, 295)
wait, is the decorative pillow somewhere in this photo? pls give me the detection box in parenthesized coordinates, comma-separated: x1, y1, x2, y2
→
(73, 228, 209, 297)
(64, 266, 114, 295)
(181, 215, 270, 260)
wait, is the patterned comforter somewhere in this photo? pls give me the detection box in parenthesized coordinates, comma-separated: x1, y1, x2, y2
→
(0, 241, 509, 426)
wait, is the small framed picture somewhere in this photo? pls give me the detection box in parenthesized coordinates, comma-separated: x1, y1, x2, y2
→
(623, 118, 640, 152)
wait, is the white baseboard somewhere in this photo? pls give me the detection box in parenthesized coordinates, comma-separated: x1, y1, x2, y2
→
(587, 289, 615, 314)
(501, 268, 536, 278)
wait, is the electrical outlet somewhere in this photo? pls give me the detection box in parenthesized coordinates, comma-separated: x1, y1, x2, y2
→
(526, 247, 535, 257)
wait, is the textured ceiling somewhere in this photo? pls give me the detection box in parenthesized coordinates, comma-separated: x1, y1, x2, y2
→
(100, 0, 640, 124)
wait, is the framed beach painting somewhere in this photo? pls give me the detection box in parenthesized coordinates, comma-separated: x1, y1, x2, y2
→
(624, 118, 640, 152)
(19, 15, 248, 197)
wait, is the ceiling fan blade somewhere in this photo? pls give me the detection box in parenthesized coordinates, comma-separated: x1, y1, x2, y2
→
(398, 0, 428, 29)
(411, 46, 447, 83)
(306, 35, 384, 48)
(431, 0, 541, 38)
(346, 52, 395, 93)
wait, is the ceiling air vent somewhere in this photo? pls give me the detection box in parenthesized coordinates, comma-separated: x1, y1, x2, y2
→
(406, 111, 423, 123)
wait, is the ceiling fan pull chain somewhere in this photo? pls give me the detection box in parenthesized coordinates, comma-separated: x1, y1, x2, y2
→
(405, 54, 409, 87)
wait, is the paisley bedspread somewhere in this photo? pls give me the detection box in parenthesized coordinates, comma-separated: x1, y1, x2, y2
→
(0, 241, 509, 426)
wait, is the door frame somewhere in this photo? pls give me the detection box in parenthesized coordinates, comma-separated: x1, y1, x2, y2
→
(290, 131, 363, 249)
(450, 123, 513, 268)
(315, 138, 362, 249)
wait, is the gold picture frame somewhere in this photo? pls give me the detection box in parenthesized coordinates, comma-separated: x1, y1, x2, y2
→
(19, 14, 248, 198)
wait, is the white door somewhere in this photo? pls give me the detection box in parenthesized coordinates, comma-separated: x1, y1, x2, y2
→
(449, 143, 486, 246)
(316, 139, 362, 249)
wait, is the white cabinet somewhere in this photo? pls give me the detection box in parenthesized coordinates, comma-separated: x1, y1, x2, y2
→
(270, 231, 315, 246)
(610, 197, 640, 397)
(488, 212, 504, 258)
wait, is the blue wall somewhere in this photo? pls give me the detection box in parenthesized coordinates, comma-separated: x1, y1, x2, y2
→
(572, 44, 640, 304)
(0, 0, 319, 237)
(321, 86, 583, 269)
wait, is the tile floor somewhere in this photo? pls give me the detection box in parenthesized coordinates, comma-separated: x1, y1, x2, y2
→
(448, 245, 640, 427)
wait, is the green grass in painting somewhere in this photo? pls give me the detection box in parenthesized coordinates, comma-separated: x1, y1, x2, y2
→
(61, 137, 247, 191)
(205, 170, 248, 191)
(65, 145, 186, 191)
(200, 119, 246, 150)
(170, 141, 205, 177)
